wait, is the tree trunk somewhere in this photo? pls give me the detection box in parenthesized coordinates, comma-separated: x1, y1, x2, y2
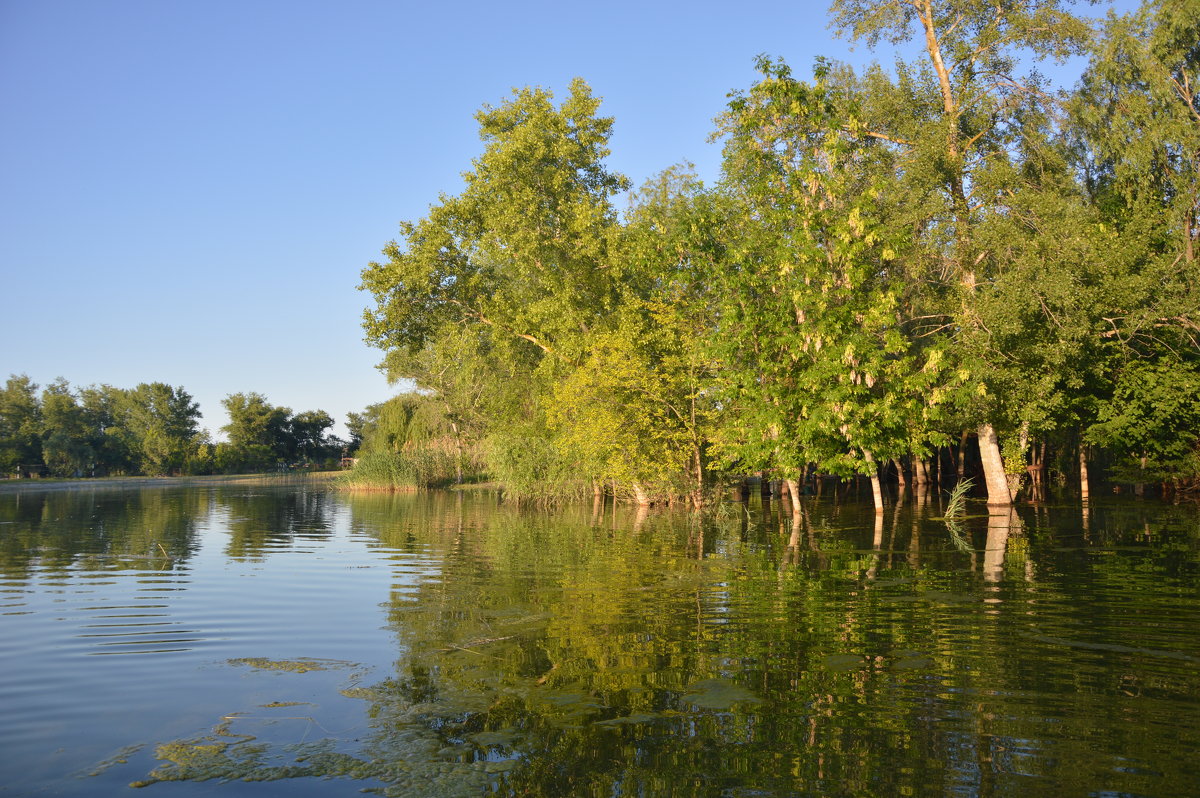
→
(449, 420, 464, 484)
(977, 422, 1013, 506)
(914, 457, 929, 486)
(632, 482, 651, 507)
(893, 457, 907, 488)
(863, 450, 885, 514)
(1135, 455, 1148, 496)
(691, 445, 705, 510)
(1079, 443, 1090, 503)
(784, 476, 804, 533)
(957, 429, 969, 479)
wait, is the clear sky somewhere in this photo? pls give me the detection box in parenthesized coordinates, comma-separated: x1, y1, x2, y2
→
(0, 0, 1134, 439)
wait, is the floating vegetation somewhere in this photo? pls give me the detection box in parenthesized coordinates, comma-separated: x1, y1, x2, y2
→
(82, 743, 145, 778)
(125, 706, 504, 796)
(226, 657, 358, 674)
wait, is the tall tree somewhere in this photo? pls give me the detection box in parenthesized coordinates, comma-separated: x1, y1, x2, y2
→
(122, 383, 201, 475)
(829, 0, 1095, 504)
(711, 57, 945, 513)
(0, 375, 42, 474)
(289, 410, 335, 463)
(40, 379, 93, 477)
(1073, 0, 1200, 486)
(221, 392, 291, 468)
(361, 79, 631, 495)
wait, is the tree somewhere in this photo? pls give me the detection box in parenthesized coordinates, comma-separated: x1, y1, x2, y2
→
(221, 393, 291, 469)
(829, 0, 1096, 504)
(79, 384, 138, 475)
(544, 165, 721, 506)
(40, 379, 93, 477)
(289, 410, 335, 463)
(361, 79, 632, 496)
(0, 375, 42, 474)
(710, 57, 947, 513)
(1070, 0, 1200, 487)
(121, 383, 201, 475)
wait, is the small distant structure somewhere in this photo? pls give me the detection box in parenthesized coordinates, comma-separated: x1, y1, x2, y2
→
(340, 456, 358, 469)
(15, 464, 50, 479)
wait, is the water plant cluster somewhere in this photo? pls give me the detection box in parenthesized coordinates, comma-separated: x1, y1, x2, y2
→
(359, 0, 1200, 507)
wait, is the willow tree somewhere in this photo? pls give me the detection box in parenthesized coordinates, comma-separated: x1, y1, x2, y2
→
(361, 79, 629, 492)
(711, 58, 943, 514)
(830, 0, 1096, 505)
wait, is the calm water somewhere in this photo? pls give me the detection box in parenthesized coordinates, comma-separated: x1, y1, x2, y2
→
(1, 482, 1197, 797)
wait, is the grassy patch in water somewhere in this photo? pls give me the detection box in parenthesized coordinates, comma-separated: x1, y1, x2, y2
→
(227, 657, 357, 673)
(340, 449, 463, 492)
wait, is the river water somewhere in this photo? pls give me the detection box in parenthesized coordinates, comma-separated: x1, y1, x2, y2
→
(1, 481, 1197, 796)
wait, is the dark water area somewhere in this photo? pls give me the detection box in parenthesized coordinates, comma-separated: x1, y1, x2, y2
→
(1, 484, 1197, 797)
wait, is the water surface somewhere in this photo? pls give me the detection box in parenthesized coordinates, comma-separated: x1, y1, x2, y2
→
(1, 483, 1197, 796)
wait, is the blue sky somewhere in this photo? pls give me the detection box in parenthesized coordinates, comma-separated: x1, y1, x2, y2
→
(0, 0, 1133, 439)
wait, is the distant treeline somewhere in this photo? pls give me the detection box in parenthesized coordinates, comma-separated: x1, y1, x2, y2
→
(0, 376, 349, 478)
(358, 0, 1200, 507)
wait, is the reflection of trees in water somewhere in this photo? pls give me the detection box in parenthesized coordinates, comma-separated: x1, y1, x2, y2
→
(0, 488, 206, 576)
(215, 486, 336, 559)
(125, 492, 1200, 795)
(330, 495, 1200, 796)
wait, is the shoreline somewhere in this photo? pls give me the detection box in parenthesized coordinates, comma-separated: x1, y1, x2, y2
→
(0, 470, 343, 495)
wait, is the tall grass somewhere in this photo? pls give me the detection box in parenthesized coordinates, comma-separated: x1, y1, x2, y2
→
(342, 446, 461, 491)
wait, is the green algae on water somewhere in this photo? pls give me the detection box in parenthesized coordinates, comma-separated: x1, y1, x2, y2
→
(227, 657, 358, 673)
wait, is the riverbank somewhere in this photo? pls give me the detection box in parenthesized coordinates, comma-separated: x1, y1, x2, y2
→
(0, 470, 343, 495)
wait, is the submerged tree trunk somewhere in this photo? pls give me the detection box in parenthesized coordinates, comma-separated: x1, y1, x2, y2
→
(893, 457, 907, 488)
(1079, 442, 1090, 502)
(632, 482, 651, 507)
(863, 449, 885, 514)
(977, 423, 1013, 506)
(449, 420, 464, 484)
(914, 457, 929, 486)
(957, 429, 969, 479)
(783, 476, 804, 534)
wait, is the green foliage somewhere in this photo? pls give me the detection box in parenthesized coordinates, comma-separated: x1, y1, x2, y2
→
(1087, 359, 1200, 482)
(709, 56, 944, 482)
(0, 375, 42, 473)
(40, 379, 92, 477)
(485, 428, 587, 503)
(220, 393, 342, 471)
(0, 375, 339, 479)
(344, 446, 462, 491)
(353, 4, 1200, 500)
(122, 383, 201, 475)
(355, 393, 455, 454)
